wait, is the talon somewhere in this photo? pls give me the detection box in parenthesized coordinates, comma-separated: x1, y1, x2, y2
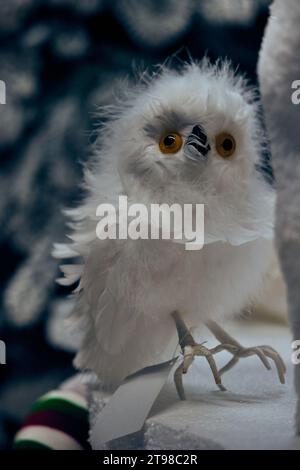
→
(173, 343, 226, 400)
(172, 312, 226, 400)
(206, 320, 286, 385)
(174, 362, 186, 400)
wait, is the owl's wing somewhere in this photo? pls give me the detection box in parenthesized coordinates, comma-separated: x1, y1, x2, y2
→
(53, 183, 149, 382)
(56, 232, 139, 346)
(59, 228, 176, 383)
(78, 237, 140, 353)
(55, 234, 176, 388)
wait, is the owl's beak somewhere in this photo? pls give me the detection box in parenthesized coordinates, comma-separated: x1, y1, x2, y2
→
(184, 125, 211, 162)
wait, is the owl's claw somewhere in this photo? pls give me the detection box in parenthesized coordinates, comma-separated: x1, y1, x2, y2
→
(206, 320, 286, 385)
(172, 314, 286, 401)
(172, 312, 226, 400)
(174, 344, 226, 400)
(216, 343, 286, 384)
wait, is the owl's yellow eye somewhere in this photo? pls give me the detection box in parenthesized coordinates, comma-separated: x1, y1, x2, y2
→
(159, 132, 183, 154)
(215, 132, 236, 158)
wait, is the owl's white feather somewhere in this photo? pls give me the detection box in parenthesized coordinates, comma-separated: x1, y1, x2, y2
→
(54, 60, 274, 389)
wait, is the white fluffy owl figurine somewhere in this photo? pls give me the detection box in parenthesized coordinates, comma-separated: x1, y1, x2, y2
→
(54, 59, 285, 399)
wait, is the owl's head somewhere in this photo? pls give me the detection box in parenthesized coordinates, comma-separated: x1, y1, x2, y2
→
(93, 59, 274, 242)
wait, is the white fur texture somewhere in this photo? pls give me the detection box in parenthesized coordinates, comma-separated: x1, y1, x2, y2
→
(54, 60, 274, 388)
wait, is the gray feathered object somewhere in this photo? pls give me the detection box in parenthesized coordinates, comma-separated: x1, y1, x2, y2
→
(54, 60, 285, 394)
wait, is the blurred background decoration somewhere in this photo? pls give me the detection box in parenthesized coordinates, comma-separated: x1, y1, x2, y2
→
(0, 0, 286, 449)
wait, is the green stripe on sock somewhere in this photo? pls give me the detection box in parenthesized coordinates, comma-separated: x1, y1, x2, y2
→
(13, 439, 52, 450)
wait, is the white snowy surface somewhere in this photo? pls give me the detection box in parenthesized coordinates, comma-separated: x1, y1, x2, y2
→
(90, 321, 300, 450)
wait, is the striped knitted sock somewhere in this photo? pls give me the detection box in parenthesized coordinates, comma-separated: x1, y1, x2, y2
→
(13, 387, 91, 450)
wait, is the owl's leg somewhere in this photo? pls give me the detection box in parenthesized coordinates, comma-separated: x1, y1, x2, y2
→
(205, 320, 286, 384)
(172, 311, 226, 400)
